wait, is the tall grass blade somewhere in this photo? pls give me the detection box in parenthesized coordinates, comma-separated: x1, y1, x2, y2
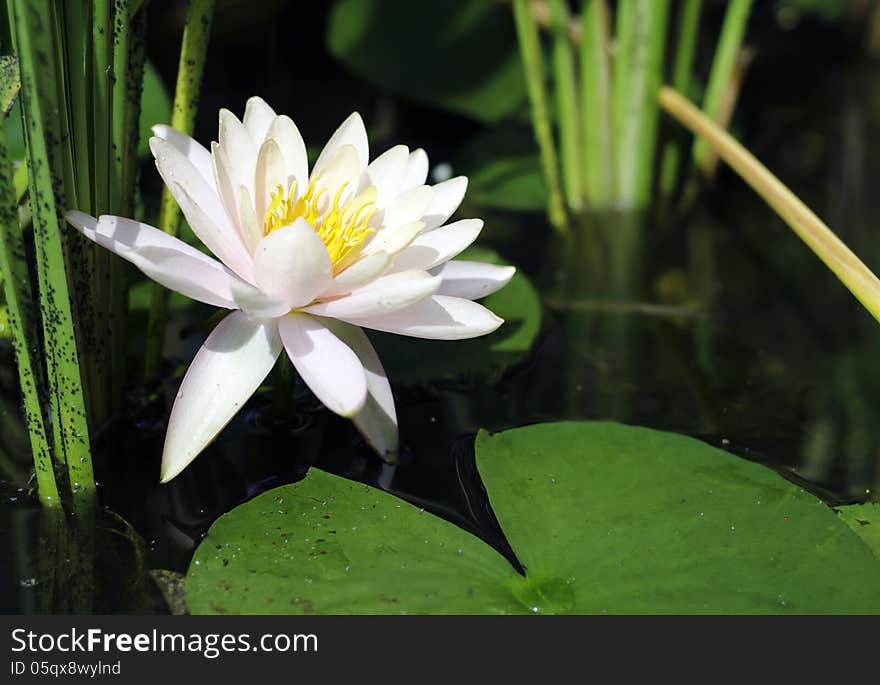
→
(0, 118, 59, 507)
(511, 0, 568, 233)
(692, 0, 752, 173)
(548, 0, 582, 211)
(122, 8, 146, 218)
(106, 0, 143, 409)
(57, 2, 99, 429)
(88, 0, 113, 423)
(612, 0, 670, 209)
(579, 0, 614, 209)
(659, 0, 703, 196)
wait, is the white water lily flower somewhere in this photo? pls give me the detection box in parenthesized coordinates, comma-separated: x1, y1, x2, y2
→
(66, 99, 514, 483)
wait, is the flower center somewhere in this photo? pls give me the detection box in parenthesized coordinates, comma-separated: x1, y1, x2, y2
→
(263, 177, 377, 273)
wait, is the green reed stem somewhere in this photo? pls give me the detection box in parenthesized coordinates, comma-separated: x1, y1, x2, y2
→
(512, 0, 568, 234)
(659, 0, 703, 197)
(612, 0, 635, 197)
(91, 0, 111, 212)
(46, 6, 79, 223)
(59, 2, 91, 212)
(11, 0, 95, 507)
(107, 0, 141, 410)
(692, 0, 752, 173)
(670, 0, 703, 95)
(110, 1, 130, 202)
(0, 124, 58, 507)
(548, 0, 581, 211)
(579, 0, 614, 209)
(122, 8, 146, 218)
(89, 0, 113, 424)
(612, 0, 670, 209)
(144, 0, 215, 382)
(57, 2, 99, 432)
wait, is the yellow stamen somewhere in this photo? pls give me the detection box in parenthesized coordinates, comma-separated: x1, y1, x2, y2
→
(262, 175, 377, 273)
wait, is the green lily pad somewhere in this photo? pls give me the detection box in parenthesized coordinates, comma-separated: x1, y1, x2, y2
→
(186, 422, 880, 614)
(326, 0, 527, 123)
(836, 502, 880, 558)
(370, 248, 541, 386)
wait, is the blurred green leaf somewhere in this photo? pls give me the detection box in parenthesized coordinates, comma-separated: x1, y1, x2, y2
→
(0, 304, 9, 340)
(454, 126, 546, 211)
(326, 0, 527, 123)
(372, 247, 540, 385)
(187, 422, 880, 614)
(467, 156, 546, 212)
(777, 0, 848, 22)
(4, 100, 25, 162)
(138, 61, 172, 156)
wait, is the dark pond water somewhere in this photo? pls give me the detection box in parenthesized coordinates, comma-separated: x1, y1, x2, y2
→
(3, 2, 880, 613)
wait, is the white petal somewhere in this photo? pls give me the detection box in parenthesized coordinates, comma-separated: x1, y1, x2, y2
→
(150, 135, 230, 232)
(218, 108, 258, 196)
(432, 260, 516, 299)
(313, 112, 369, 176)
(151, 125, 214, 187)
(168, 179, 256, 283)
(66, 211, 244, 309)
(67, 210, 208, 258)
(364, 220, 423, 258)
(381, 185, 433, 230)
(267, 115, 309, 197)
(402, 148, 429, 191)
(364, 145, 409, 208)
(254, 138, 287, 223)
(150, 135, 254, 279)
(237, 185, 262, 253)
(254, 218, 333, 308)
(242, 96, 276, 144)
(304, 270, 440, 319)
(321, 319, 398, 458)
(210, 142, 242, 233)
(423, 176, 467, 230)
(160, 312, 282, 482)
(324, 251, 391, 297)
(230, 280, 291, 319)
(390, 218, 483, 272)
(124, 248, 237, 309)
(278, 313, 367, 417)
(343, 295, 503, 340)
(313, 145, 361, 205)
